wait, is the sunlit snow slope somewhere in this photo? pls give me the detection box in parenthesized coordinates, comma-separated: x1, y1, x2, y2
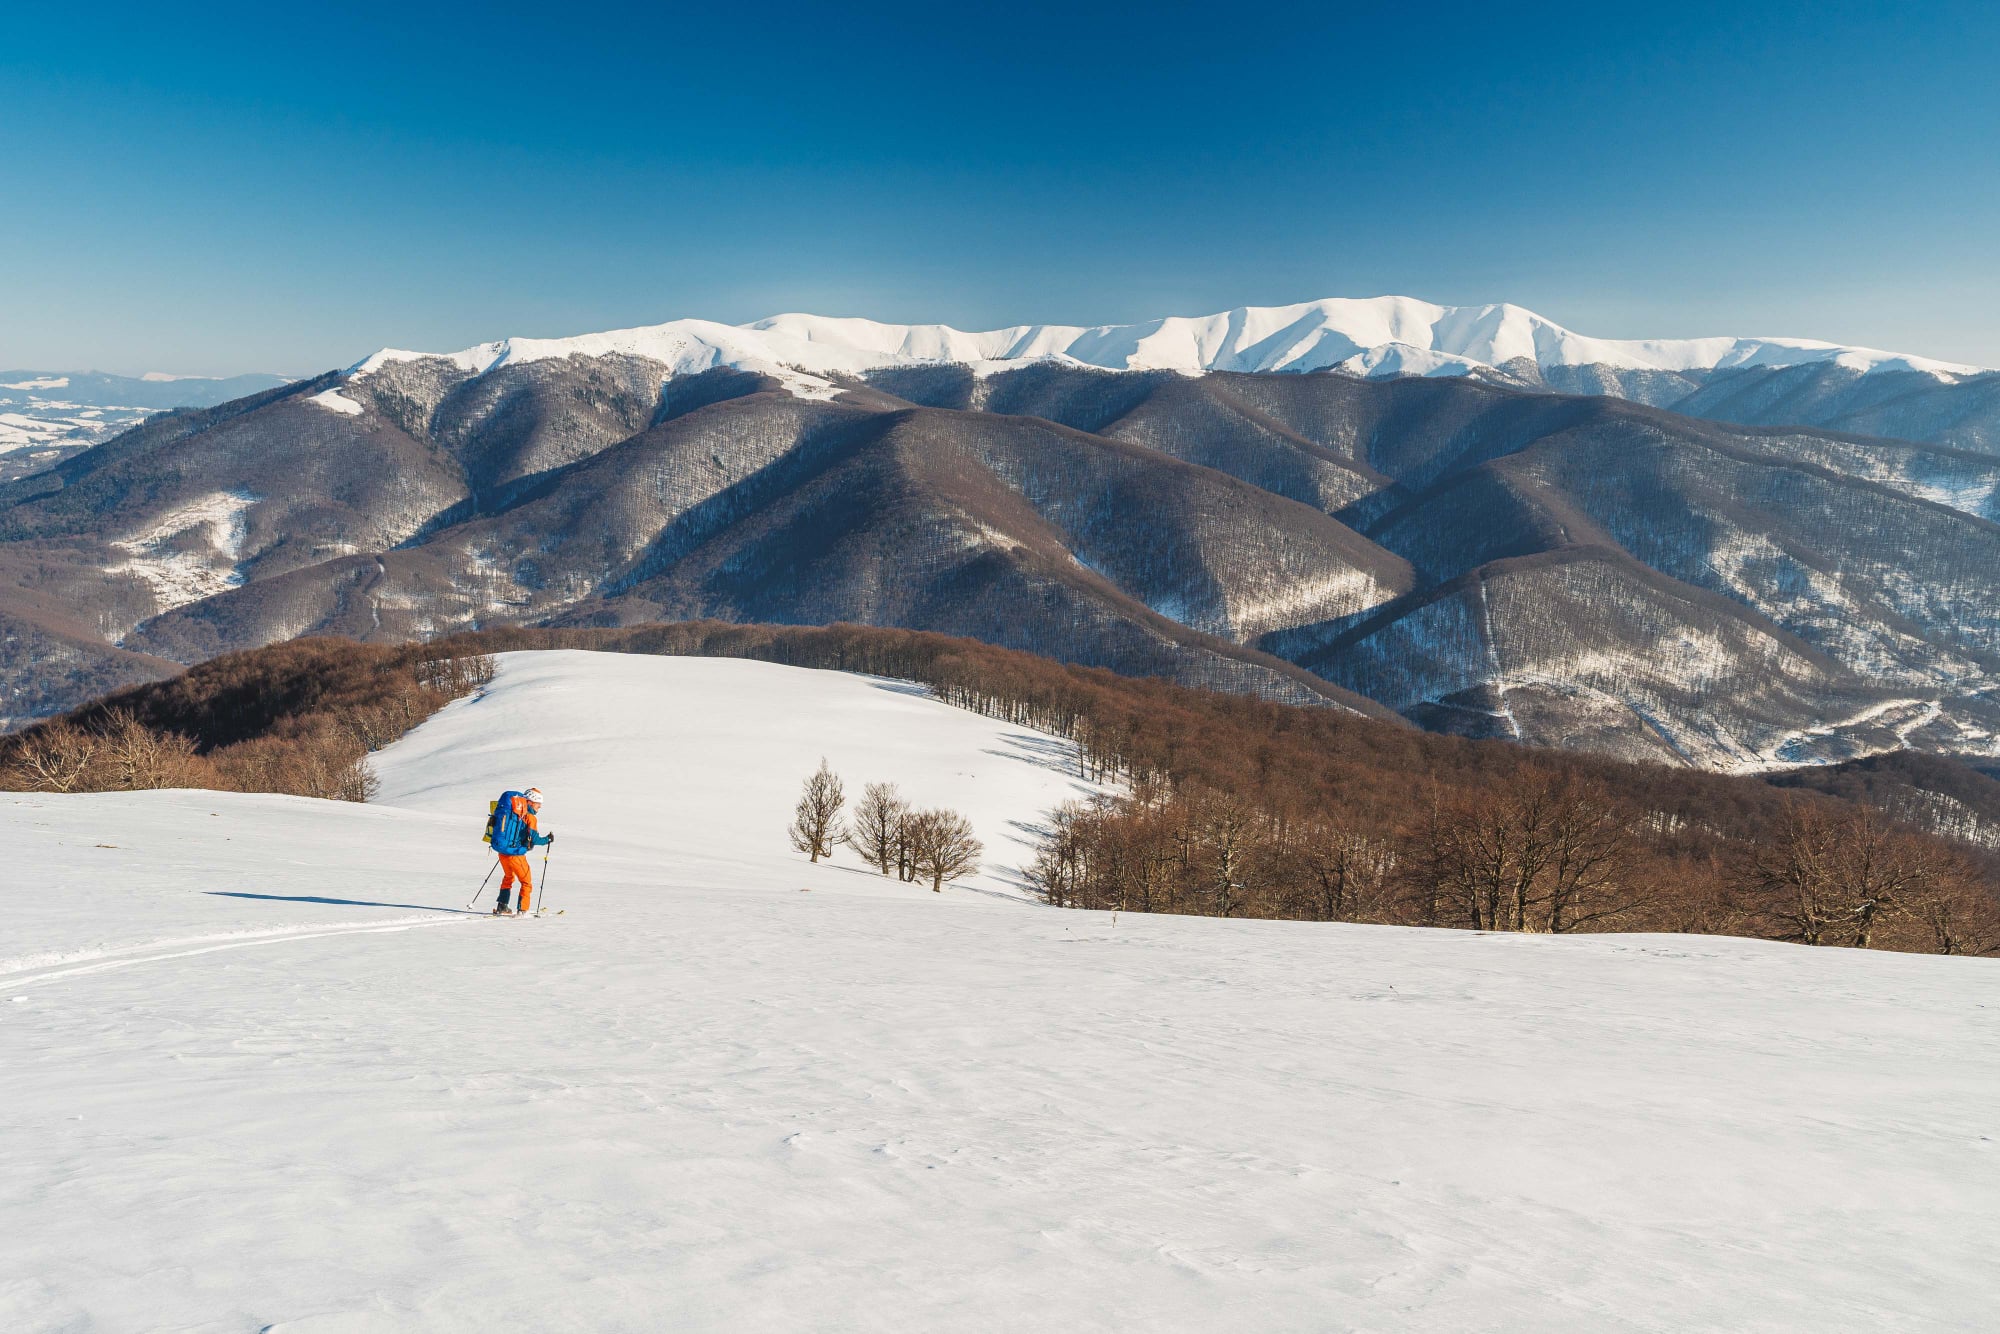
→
(4, 651, 1997, 1332)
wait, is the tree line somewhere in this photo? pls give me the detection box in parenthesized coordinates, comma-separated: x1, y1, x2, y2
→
(0, 640, 493, 801)
(1028, 769, 1998, 953)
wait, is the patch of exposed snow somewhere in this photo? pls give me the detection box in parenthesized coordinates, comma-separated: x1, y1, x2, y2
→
(0, 376, 69, 390)
(103, 489, 257, 614)
(1901, 474, 2000, 518)
(766, 364, 844, 401)
(1768, 697, 1946, 766)
(1224, 569, 1396, 640)
(1334, 342, 1494, 379)
(305, 387, 365, 416)
(0, 413, 69, 451)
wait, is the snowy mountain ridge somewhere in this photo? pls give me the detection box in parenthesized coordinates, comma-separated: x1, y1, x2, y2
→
(347, 295, 1988, 394)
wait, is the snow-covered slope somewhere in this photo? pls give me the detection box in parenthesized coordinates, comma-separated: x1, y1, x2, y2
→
(349, 296, 1987, 396)
(369, 651, 1100, 898)
(5, 651, 1997, 1330)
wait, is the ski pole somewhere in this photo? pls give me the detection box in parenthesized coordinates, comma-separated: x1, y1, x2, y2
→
(465, 858, 498, 911)
(535, 843, 554, 916)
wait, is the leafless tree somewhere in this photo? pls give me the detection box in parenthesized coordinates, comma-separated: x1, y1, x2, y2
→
(906, 807, 983, 892)
(97, 709, 203, 790)
(4, 720, 101, 792)
(894, 811, 919, 882)
(299, 750, 379, 803)
(1284, 814, 1393, 923)
(1742, 802, 1950, 948)
(1906, 872, 2000, 957)
(415, 653, 497, 695)
(1195, 789, 1255, 918)
(1539, 778, 1642, 933)
(1398, 779, 1452, 928)
(1433, 772, 1642, 934)
(1742, 801, 1846, 945)
(847, 781, 909, 876)
(787, 759, 846, 863)
(1029, 801, 1092, 907)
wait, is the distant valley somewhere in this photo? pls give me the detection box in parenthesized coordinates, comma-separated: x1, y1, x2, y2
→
(0, 369, 291, 481)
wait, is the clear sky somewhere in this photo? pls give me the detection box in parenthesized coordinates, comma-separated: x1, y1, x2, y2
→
(6, 1, 1997, 376)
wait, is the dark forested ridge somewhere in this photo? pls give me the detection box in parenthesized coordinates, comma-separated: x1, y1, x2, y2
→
(7, 623, 1996, 955)
(0, 357, 1996, 779)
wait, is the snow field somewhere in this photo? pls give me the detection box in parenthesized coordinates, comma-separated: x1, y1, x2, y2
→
(3, 651, 1997, 1331)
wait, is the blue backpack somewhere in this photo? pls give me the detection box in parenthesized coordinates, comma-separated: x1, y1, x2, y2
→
(484, 790, 532, 855)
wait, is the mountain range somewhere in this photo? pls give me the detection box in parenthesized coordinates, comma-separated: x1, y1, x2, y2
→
(346, 296, 1999, 444)
(6, 297, 1998, 772)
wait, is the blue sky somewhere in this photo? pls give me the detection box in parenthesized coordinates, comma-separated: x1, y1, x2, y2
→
(5, 1, 1997, 375)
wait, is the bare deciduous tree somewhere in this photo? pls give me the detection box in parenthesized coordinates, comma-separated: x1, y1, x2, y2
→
(298, 750, 379, 803)
(895, 811, 919, 883)
(787, 759, 846, 863)
(1195, 789, 1255, 918)
(848, 781, 909, 876)
(1743, 801, 1845, 946)
(4, 720, 101, 792)
(906, 807, 982, 892)
(1540, 778, 1642, 934)
(1029, 801, 1094, 907)
(1431, 771, 1642, 934)
(1907, 871, 2000, 957)
(1281, 814, 1393, 923)
(1742, 801, 1989, 951)
(98, 709, 203, 790)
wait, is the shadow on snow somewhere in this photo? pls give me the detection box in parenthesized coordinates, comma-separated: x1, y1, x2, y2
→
(205, 892, 479, 915)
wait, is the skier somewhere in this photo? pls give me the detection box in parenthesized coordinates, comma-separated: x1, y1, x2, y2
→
(486, 786, 554, 915)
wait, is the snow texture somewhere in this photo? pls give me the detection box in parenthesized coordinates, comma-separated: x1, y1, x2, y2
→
(4, 650, 1996, 1331)
(348, 297, 1988, 403)
(101, 488, 257, 613)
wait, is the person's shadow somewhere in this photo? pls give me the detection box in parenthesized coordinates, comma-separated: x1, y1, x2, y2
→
(205, 891, 478, 915)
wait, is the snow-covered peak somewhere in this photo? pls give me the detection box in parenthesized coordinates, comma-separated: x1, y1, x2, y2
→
(347, 297, 1988, 396)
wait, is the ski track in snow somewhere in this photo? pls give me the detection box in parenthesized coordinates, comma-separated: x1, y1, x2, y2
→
(4, 651, 1998, 1332)
(3, 918, 463, 988)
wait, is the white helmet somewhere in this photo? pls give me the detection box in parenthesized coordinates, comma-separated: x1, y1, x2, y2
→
(524, 787, 544, 807)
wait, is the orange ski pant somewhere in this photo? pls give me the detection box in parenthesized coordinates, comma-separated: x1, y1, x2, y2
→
(498, 853, 534, 911)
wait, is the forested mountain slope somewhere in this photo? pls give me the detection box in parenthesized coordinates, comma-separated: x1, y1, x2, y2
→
(3, 345, 1996, 771)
